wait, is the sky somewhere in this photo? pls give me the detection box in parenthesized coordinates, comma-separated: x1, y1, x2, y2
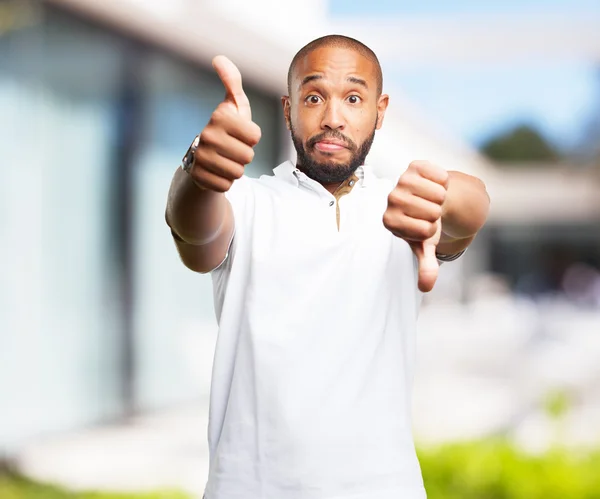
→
(328, 0, 600, 151)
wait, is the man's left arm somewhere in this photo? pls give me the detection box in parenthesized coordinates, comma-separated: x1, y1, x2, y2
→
(436, 170, 490, 257)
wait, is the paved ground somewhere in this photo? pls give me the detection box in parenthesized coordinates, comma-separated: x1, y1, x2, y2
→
(14, 297, 600, 497)
(15, 405, 211, 498)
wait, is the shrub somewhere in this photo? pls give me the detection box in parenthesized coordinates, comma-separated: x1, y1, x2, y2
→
(418, 439, 600, 499)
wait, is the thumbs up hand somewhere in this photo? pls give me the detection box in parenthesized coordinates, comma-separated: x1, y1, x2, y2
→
(188, 56, 261, 192)
(383, 161, 449, 293)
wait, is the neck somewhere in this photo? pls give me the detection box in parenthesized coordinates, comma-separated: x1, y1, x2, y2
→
(321, 181, 345, 194)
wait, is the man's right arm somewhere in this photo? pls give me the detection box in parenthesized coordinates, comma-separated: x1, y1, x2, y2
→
(165, 168, 234, 273)
(165, 55, 260, 273)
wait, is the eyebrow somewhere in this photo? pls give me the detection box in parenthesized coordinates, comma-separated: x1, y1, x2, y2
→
(347, 76, 368, 89)
(300, 74, 323, 89)
(299, 74, 369, 90)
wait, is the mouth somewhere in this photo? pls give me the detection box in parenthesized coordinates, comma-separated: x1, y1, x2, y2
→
(313, 140, 349, 153)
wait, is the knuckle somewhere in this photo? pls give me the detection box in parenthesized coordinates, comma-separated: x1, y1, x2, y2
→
(211, 104, 233, 123)
(411, 221, 431, 240)
(429, 204, 443, 221)
(434, 186, 447, 204)
(382, 211, 396, 230)
(409, 160, 428, 170)
(423, 222, 437, 238)
(219, 179, 234, 192)
(415, 227, 429, 240)
(199, 128, 217, 147)
(242, 147, 255, 165)
(231, 165, 244, 179)
(387, 189, 406, 207)
(400, 172, 418, 189)
(210, 109, 231, 127)
(194, 145, 209, 163)
(209, 109, 223, 125)
(201, 177, 230, 193)
(189, 169, 206, 187)
(248, 123, 262, 146)
(396, 176, 409, 189)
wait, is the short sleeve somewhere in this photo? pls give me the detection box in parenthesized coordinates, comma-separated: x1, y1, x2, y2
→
(210, 175, 254, 273)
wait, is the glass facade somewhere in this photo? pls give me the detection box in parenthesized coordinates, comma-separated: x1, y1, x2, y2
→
(131, 53, 281, 411)
(0, 4, 282, 449)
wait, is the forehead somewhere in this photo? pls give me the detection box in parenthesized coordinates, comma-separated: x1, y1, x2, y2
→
(292, 46, 378, 88)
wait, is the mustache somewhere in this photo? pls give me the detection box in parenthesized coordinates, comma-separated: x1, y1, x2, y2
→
(307, 130, 357, 151)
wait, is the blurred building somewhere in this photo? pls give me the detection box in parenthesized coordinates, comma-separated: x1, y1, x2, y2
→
(484, 162, 600, 299)
(0, 0, 284, 453)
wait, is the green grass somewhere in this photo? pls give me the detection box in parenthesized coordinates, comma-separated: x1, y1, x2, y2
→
(0, 472, 192, 499)
(419, 439, 600, 499)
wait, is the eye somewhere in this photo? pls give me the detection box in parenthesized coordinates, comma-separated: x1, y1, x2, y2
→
(347, 95, 362, 104)
(305, 95, 322, 105)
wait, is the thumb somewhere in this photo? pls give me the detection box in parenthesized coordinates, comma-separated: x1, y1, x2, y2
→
(212, 55, 252, 121)
(411, 241, 439, 293)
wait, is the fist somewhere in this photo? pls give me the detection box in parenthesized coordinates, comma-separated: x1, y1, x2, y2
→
(189, 56, 262, 192)
(383, 161, 449, 292)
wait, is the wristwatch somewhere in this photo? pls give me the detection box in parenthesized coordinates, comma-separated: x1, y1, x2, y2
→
(181, 134, 201, 173)
(436, 249, 466, 262)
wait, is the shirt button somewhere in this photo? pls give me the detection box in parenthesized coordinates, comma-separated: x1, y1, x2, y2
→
(329, 200, 335, 207)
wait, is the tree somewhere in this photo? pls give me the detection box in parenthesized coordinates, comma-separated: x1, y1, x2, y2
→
(576, 68, 600, 164)
(480, 124, 560, 163)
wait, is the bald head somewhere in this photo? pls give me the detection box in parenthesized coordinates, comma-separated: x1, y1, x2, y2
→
(287, 35, 383, 97)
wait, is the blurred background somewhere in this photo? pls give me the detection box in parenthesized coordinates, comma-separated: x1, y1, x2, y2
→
(1, 0, 599, 498)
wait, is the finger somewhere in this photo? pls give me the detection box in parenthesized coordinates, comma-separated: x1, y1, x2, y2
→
(222, 117, 261, 147)
(395, 195, 442, 224)
(194, 147, 245, 180)
(411, 241, 439, 293)
(411, 160, 449, 188)
(190, 166, 234, 193)
(383, 214, 437, 242)
(212, 55, 252, 121)
(199, 128, 256, 165)
(400, 175, 447, 205)
(211, 103, 262, 146)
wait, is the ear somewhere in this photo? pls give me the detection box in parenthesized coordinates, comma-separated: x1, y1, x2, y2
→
(375, 94, 389, 130)
(281, 96, 291, 130)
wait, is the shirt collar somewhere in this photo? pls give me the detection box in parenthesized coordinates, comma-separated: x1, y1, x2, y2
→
(273, 160, 371, 188)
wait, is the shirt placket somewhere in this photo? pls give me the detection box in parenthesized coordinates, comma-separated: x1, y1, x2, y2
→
(294, 170, 359, 232)
(332, 174, 359, 231)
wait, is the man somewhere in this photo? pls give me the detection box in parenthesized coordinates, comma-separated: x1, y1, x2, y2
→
(166, 35, 489, 499)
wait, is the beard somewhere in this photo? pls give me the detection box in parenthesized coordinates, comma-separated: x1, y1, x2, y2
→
(291, 122, 377, 184)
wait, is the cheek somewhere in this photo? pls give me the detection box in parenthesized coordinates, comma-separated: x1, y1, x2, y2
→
(349, 109, 376, 138)
(292, 107, 319, 137)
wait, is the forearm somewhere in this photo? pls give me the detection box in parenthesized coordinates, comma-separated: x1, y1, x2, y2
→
(165, 167, 234, 272)
(166, 167, 228, 243)
(437, 170, 490, 255)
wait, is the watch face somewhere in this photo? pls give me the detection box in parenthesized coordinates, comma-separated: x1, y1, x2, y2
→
(182, 135, 200, 172)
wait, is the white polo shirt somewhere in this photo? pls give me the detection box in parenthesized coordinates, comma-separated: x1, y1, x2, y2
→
(206, 161, 426, 499)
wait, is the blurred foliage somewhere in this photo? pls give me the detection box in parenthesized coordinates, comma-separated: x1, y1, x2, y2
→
(480, 124, 560, 163)
(419, 439, 600, 499)
(543, 388, 572, 421)
(0, 472, 191, 499)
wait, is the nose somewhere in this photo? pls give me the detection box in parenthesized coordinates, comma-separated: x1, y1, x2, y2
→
(320, 99, 345, 130)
